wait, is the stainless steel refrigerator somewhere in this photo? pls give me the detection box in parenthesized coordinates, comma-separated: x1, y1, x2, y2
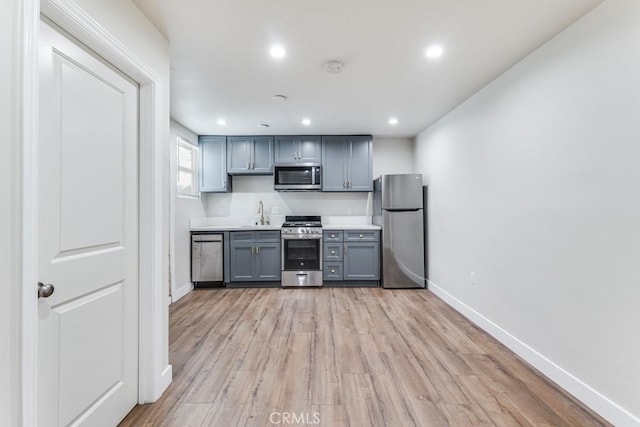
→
(373, 174, 426, 288)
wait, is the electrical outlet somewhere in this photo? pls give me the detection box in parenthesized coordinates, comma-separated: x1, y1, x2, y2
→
(470, 272, 477, 286)
(271, 206, 279, 215)
(217, 207, 224, 216)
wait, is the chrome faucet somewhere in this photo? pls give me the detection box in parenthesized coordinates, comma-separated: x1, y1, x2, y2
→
(257, 200, 265, 225)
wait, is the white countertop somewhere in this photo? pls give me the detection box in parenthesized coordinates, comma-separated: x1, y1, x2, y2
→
(190, 224, 283, 232)
(321, 215, 381, 230)
(190, 215, 380, 232)
(190, 215, 284, 232)
(321, 224, 381, 230)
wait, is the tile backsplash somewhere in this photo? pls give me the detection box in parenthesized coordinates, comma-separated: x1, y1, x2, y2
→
(203, 175, 372, 218)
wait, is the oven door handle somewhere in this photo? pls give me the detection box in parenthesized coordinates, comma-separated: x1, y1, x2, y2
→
(281, 234, 323, 240)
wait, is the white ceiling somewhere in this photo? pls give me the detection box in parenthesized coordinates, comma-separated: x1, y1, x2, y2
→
(133, 0, 602, 137)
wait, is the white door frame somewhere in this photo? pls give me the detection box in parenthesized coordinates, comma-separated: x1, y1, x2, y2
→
(19, 0, 170, 425)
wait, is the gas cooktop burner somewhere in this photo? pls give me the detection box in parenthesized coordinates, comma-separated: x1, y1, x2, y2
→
(281, 215, 322, 228)
(282, 222, 322, 227)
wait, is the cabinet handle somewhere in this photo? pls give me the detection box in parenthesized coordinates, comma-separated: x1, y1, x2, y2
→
(343, 181, 347, 188)
(331, 269, 336, 274)
(331, 250, 336, 255)
(246, 161, 250, 169)
(360, 234, 364, 238)
(256, 246, 260, 255)
(330, 234, 336, 238)
(348, 181, 351, 188)
(251, 247, 255, 255)
(344, 245, 348, 254)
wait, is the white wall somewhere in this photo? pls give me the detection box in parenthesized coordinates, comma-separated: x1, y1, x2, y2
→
(372, 137, 414, 178)
(170, 120, 205, 301)
(203, 136, 413, 218)
(1, 0, 22, 424)
(413, 1, 640, 424)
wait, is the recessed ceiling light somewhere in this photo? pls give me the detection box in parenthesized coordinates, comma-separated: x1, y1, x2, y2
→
(388, 117, 399, 125)
(269, 44, 286, 59)
(302, 118, 311, 126)
(258, 123, 270, 128)
(323, 60, 344, 74)
(425, 44, 444, 59)
(216, 119, 227, 126)
(272, 94, 288, 101)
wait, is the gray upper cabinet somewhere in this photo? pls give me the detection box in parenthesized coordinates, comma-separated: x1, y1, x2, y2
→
(321, 136, 345, 191)
(348, 136, 374, 191)
(274, 136, 322, 164)
(227, 136, 274, 174)
(321, 135, 373, 192)
(199, 136, 230, 192)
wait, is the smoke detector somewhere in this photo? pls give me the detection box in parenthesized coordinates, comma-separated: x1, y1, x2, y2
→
(323, 60, 344, 74)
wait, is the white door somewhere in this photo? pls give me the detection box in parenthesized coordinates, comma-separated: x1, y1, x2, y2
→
(38, 20, 139, 427)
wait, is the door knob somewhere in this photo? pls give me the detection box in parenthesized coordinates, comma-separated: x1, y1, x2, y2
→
(38, 282, 55, 298)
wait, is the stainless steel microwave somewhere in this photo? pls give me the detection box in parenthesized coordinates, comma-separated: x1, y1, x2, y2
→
(274, 163, 321, 191)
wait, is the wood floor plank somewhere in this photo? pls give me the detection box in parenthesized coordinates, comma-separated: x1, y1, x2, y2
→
(370, 372, 421, 426)
(183, 321, 254, 403)
(157, 402, 211, 427)
(120, 288, 611, 427)
(273, 332, 313, 413)
(316, 404, 347, 427)
(200, 370, 261, 426)
(340, 373, 385, 426)
(457, 374, 524, 426)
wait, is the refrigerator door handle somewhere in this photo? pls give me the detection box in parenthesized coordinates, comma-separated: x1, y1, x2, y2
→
(384, 208, 421, 212)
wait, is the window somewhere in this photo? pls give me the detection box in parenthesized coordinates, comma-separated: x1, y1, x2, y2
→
(177, 137, 199, 197)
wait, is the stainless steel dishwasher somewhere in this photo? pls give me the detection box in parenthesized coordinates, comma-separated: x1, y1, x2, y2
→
(191, 233, 224, 287)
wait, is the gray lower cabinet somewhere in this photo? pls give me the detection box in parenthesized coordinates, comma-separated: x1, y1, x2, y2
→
(229, 231, 281, 284)
(324, 242, 343, 261)
(199, 136, 230, 192)
(229, 241, 254, 280)
(323, 229, 379, 286)
(227, 136, 274, 174)
(323, 262, 343, 281)
(321, 135, 373, 192)
(254, 242, 281, 280)
(344, 242, 380, 280)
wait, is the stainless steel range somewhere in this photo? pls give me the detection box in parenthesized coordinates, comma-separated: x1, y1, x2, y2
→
(281, 215, 323, 287)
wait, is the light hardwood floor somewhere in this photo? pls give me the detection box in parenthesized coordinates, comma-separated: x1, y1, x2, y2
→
(120, 288, 610, 426)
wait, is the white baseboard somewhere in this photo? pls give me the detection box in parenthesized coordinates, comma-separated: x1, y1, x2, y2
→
(155, 364, 172, 401)
(427, 280, 640, 427)
(171, 282, 193, 303)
